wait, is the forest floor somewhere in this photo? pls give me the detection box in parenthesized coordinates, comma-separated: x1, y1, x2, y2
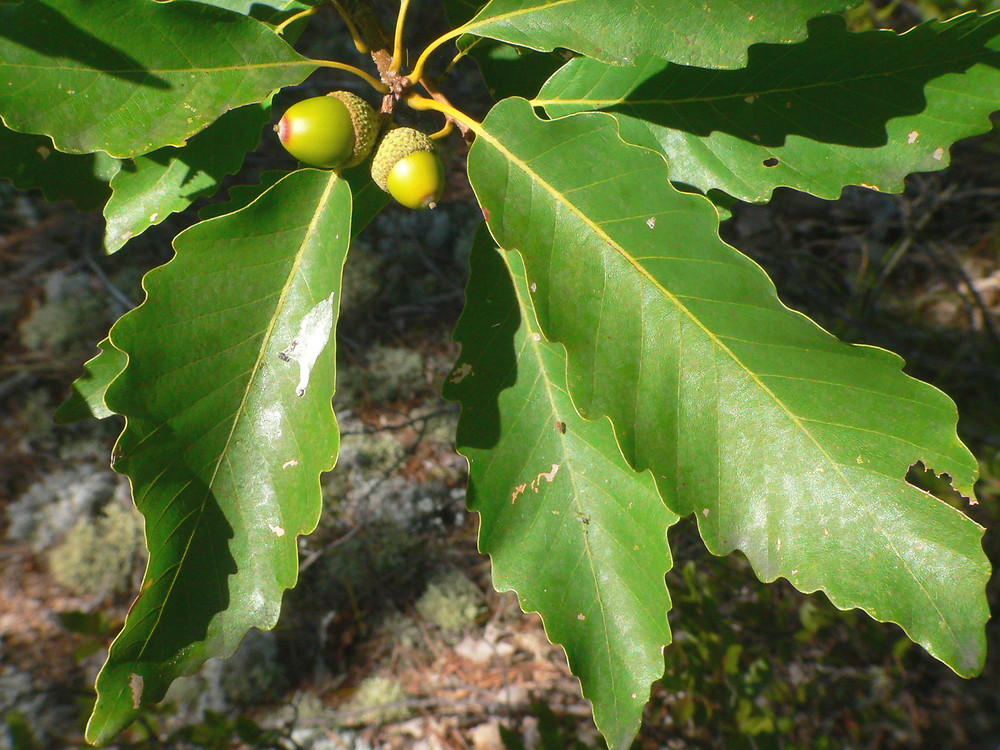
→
(3, 6, 1000, 750)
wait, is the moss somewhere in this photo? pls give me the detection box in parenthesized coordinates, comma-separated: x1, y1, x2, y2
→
(342, 676, 411, 725)
(48, 502, 145, 597)
(416, 570, 483, 634)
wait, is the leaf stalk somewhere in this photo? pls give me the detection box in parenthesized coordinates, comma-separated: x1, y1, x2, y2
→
(310, 58, 389, 93)
(273, 4, 320, 36)
(331, 0, 370, 54)
(390, 0, 412, 74)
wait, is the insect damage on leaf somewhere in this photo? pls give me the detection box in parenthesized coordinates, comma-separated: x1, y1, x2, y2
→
(129, 674, 143, 710)
(511, 463, 561, 503)
(278, 292, 336, 397)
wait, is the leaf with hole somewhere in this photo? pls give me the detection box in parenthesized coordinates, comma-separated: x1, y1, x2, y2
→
(537, 12, 1000, 202)
(467, 97, 989, 680)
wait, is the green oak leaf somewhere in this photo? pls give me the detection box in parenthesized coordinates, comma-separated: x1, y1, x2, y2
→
(87, 169, 350, 744)
(0, 125, 120, 210)
(54, 338, 128, 423)
(537, 12, 1000, 202)
(445, 0, 486, 25)
(0, 0, 313, 157)
(199, 166, 388, 234)
(104, 103, 270, 253)
(455, 0, 857, 69)
(198, 170, 288, 220)
(466, 40, 568, 103)
(445, 227, 676, 750)
(190, 0, 313, 24)
(467, 98, 989, 679)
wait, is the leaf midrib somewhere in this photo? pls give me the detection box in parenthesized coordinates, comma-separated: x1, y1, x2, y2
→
(500, 248, 623, 723)
(0, 60, 309, 75)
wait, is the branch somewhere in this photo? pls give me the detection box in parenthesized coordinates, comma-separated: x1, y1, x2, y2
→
(338, 0, 405, 110)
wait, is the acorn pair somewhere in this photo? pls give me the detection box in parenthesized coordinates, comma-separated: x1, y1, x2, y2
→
(275, 92, 445, 210)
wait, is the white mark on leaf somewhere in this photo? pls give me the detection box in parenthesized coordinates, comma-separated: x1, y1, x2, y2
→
(907, 130, 919, 144)
(279, 292, 336, 397)
(130, 673, 144, 709)
(533, 332, 542, 342)
(577, 613, 586, 621)
(268, 523, 286, 537)
(646, 216, 656, 229)
(450, 362, 473, 384)
(149, 212, 159, 222)
(282, 459, 299, 469)
(529, 282, 537, 293)
(701, 508, 709, 517)
(933, 147, 945, 161)
(744, 95, 756, 104)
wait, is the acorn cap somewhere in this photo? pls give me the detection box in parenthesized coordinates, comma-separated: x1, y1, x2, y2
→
(327, 91, 377, 167)
(371, 126, 435, 191)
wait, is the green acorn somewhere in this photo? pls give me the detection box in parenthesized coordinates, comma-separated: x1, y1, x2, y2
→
(370, 126, 445, 210)
(275, 91, 377, 169)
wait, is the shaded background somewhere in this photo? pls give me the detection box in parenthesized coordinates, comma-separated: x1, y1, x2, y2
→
(2, 1, 1000, 748)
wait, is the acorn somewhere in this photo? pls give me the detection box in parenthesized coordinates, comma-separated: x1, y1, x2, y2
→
(370, 126, 445, 209)
(275, 91, 377, 170)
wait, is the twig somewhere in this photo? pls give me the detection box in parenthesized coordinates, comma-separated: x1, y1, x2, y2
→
(299, 525, 360, 572)
(294, 694, 595, 727)
(0, 371, 33, 401)
(853, 184, 957, 328)
(339, 406, 458, 436)
(338, 0, 399, 88)
(83, 248, 137, 313)
(926, 240, 1000, 349)
(416, 77, 474, 141)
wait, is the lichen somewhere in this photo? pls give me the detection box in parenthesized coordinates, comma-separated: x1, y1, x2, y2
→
(342, 676, 411, 725)
(7, 467, 117, 551)
(17, 271, 108, 354)
(337, 345, 426, 405)
(416, 569, 483, 634)
(47, 501, 145, 597)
